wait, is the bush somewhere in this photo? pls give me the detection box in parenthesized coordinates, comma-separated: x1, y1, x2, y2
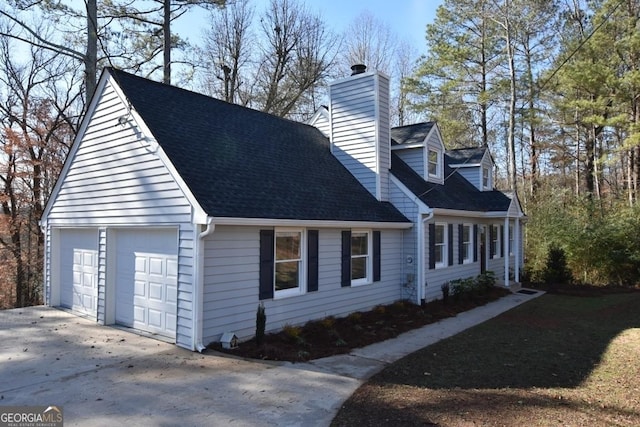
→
(256, 303, 266, 347)
(543, 244, 573, 286)
(441, 282, 450, 304)
(477, 271, 496, 292)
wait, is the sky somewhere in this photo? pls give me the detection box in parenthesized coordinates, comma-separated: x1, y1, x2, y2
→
(176, 0, 443, 56)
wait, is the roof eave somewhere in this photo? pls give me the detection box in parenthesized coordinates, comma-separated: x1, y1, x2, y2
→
(206, 216, 413, 229)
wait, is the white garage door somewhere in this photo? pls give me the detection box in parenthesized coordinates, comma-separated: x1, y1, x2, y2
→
(115, 229, 178, 339)
(60, 229, 98, 316)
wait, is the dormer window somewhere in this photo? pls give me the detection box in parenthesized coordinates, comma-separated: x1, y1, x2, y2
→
(482, 166, 490, 189)
(428, 149, 440, 178)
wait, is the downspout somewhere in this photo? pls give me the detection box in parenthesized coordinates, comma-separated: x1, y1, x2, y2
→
(417, 210, 434, 304)
(193, 217, 215, 352)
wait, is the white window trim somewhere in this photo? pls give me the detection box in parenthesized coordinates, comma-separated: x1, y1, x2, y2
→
(273, 228, 307, 299)
(482, 167, 490, 189)
(462, 223, 473, 264)
(351, 229, 372, 287)
(509, 225, 514, 256)
(492, 224, 501, 259)
(428, 148, 442, 179)
(435, 223, 448, 269)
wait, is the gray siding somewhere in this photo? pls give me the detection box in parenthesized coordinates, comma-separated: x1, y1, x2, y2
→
(45, 79, 196, 348)
(201, 225, 405, 343)
(389, 180, 419, 300)
(456, 167, 481, 190)
(330, 72, 390, 201)
(424, 216, 482, 302)
(395, 148, 425, 177)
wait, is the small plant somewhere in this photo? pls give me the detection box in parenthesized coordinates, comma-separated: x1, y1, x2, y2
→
(282, 324, 302, 340)
(477, 271, 496, 292)
(347, 311, 362, 323)
(373, 305, 386, 316)
(255, 303, 266, 347)
(441, 282, 450, 304)
(320, 316, 336, 329)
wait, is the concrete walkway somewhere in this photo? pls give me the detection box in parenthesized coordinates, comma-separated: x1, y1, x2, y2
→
(0, 290, 543, 427)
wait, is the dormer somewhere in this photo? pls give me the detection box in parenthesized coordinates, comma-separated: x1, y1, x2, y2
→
(390, 122, 445, 185)
(446, 146, 495, 191)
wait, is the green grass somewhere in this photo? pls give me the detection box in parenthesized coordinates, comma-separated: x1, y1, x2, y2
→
(332, 292, 640, 426)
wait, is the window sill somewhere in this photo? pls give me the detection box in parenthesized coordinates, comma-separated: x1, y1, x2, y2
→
(274, 289, 305, 300)
(350, 279, 371, 287)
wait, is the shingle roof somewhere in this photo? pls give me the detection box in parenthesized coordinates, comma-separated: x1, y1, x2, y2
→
(391, 122, 434, 146)
(446, 147, 487, 165)
(107, 69, 408, 223)
(391, 153, 511, 212)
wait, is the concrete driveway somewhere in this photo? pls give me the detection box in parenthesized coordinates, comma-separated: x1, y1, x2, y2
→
(0, 291, 542, 426)
(0, 307, 361, 427)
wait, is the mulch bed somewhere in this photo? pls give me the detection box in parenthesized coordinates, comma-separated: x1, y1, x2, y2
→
(210, 287, 511, 362)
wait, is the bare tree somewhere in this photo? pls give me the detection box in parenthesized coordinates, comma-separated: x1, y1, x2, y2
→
(0, 34, 79, 307)
(253, 0, 339, 118)
(338, 10, 397, 75)
(200, 0, 255, 104)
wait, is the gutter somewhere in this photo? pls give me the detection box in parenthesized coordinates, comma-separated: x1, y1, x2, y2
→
(193, 217, 215, 352)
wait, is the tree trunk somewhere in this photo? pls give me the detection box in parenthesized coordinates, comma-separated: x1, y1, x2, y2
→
(85, 0, 98, 100)
(163, 0, 171, 84)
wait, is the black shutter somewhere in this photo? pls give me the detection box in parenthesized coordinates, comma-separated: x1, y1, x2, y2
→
(448, 224, 454, 266)
(428, 223, 436, 270)
(307, 230, 319, 292)
(341, 230, 351, 287)
(458, 224, 464, 265)
(259, 229, 274, 300)
(500, 225, 505, 258)
(473, 224, 478, 262)
(373, 230, 381, 282)
(489, 225, 495, 259)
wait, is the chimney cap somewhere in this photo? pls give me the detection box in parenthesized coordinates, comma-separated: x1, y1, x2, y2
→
(350, 64, 367, 75)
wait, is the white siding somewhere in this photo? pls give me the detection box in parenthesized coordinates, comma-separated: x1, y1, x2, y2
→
(201, 225, 405, 343)
(330, 72, 390, 201)
(45, 79, 196, 349)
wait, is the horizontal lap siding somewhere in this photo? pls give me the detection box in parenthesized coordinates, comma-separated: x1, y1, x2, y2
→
(389, 180, 419, 299)
(395, 148, 425, 178)
(424, 216, 482, 302)
(46, 79, 195, 348)
(457, 167, 481, 190)
(330, 75, 379, 199)
(201, 226, 404, 343)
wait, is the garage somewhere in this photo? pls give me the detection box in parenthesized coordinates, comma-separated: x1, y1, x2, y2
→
(60, 229, 99, 316)
(114, 228, 178, 339)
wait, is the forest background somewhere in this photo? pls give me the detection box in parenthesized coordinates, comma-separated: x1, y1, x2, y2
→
(1, 0, 639, 308)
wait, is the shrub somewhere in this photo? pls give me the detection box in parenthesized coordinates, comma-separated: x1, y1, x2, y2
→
(441, 282, 450, 304)
(256, 303, 266, 347)
(477, 271, 496, 292)
(543, 244, 573, 286)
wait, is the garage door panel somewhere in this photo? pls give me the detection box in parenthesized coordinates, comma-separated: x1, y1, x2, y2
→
(60, 229, 98, 316)
(115, 229, 178, 339)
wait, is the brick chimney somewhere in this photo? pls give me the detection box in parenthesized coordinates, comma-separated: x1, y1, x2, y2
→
(328, 65, 391, 202)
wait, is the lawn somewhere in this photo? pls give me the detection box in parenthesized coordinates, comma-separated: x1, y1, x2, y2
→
(332, 290, 640, 426)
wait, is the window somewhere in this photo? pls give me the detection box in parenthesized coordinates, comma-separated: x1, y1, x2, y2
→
(274, 229, 304, 296)
(509, 225, 514, 256)
(259, 229, 318, 300)
(491, 224, 501, 259)
(462, 224, 473, 263)
(351, 231, 371, 285)
(341, 230, 381, 287)
(428, 149, 440, 177)
(434, 223, 447, 268)
(482, 167, 490, 189)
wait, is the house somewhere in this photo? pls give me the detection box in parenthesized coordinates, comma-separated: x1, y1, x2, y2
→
(40, 66, 524, 351)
